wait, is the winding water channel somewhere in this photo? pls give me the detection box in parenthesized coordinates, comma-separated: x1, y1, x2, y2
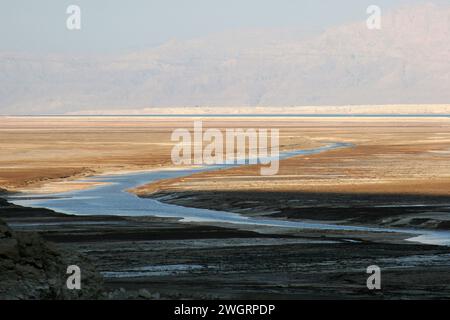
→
(7, 143, 450, 246)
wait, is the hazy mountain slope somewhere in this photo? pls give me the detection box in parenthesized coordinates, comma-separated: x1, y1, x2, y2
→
(1, 3, 449, 114)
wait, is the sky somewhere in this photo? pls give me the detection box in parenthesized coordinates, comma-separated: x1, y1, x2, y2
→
(0, 0, 443, 54)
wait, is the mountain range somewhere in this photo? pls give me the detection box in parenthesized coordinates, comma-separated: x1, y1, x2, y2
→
(1, 3, 449, 114)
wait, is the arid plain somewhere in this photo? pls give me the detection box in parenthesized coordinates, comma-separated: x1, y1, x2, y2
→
(2, 115, 450, 299)
(133, 116, 450, 230)
(2, 115, 450, 230)
(2, 116, 450, 195)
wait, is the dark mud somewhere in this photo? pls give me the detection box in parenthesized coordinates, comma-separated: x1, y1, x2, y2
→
(1, 197, 450, 299)
(148, 191, 450, 230)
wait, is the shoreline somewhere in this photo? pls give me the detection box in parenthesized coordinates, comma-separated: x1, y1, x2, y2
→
(142, 190, 450, 232)
(3, 115, 450, 197)
(6, 141, 450, 246)
(4, 165, 206, 195)
(3, 139, 325, 195)
(10, 142, 436, 246)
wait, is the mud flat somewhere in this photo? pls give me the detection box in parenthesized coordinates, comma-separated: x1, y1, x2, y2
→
(0, 116, 319, 193)
(134, 117, 450, 195)
(2, 116, 450, 299)
(135, 117, 450, 230)
(2, 116, 450, 196)
(145, 191, 450, 231)
(2, 197, 450, 299)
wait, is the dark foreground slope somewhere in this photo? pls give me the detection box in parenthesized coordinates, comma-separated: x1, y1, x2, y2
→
(0, 217, 103, 299)
(1, 197, 450, 299)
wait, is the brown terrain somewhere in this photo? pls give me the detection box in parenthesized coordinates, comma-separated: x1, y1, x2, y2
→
(2, 116, 450, 232)
(135, 117, 450, 195)
(0, 116, 318, 193)
(2, 115, 450, 299)
(3, 116, 450, 197)
(133, 117, 450, 230)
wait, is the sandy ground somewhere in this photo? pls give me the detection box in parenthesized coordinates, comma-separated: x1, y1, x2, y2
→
(0, 116, 174, 192)
(4, 116, 450, 196)
(3, 116, 450, 230)
(131, 117, 450, 230)
(0, 116, 319, 193)
(135, 117, 450, 196)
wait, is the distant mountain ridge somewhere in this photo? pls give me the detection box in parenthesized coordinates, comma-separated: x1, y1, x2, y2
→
(1, 3, 449, 114)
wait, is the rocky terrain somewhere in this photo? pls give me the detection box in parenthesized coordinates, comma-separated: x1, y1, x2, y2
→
(0, 216, 103, 299)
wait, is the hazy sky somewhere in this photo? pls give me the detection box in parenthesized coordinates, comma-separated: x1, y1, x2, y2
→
(0, 0, 443, 53)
